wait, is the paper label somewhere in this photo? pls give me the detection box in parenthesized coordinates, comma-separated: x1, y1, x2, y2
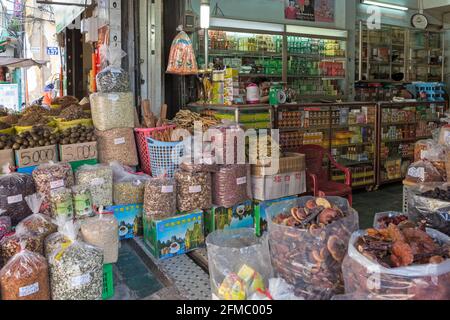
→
(161, 185, 174, 193)
(236, 177, 247, 185)
(91, 178, 105, 186)
(19, 283, 39, 297)
(114, 137, 126, 145)
(108, 94, 119, 101)
(7, 194, 23, 204)
(50, 180, 64, 190)
(408, 167, 425, 180)
(189, 185, 202, 193)
(71, 274, 92, 288)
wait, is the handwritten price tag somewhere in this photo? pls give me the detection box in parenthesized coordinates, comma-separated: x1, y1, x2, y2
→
(15, 145, 58, 168)
(60, 142, 98, 162)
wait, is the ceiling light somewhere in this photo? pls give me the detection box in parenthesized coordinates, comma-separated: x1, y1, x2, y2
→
(361, 0, 409, 11)
(200, 0, 210, 29)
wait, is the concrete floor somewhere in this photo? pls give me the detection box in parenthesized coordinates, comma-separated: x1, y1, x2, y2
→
(111, 183, 404, 300)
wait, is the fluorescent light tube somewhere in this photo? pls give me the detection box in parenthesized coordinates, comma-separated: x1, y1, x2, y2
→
(362, 0, 409, 11)
(210, 18, 285, 33)
(200, 1, 210, 29)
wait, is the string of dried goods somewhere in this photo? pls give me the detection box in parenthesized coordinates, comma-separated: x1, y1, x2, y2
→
(172, 110, 220, 132)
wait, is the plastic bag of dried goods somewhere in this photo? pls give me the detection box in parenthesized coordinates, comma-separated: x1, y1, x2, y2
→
(71, 185, 94, 219)
(0, 243, 50, 300)
(206, 229, 273, 300)
(144, 174, 177, 219)
(266, 196, 359, 300)
(96, 45, 129, 93)
(0, 165, 36, 225)
(48, 221, 103, 300)
(342, 229, 450, 300)
(166, 27, 198, 75)
(0, 210, 11, 241)
(0, 226, 43, 267)
(32, 162, 74, 215)
(404, 160, 444, 184)
(44, 217, 74, 258)
(49, 188, 74, 219)
(175, 170, 212, 212)
(414, 140, 446, 178)
(95, 127, 139, 166)
(20, 194, 58, 241)
(80, 211, 119, 264)
(75, 164, 113, 209)
(208, 121, 246, 165)
(111, 162, 150, 205)
(373, 212, 409, 229)
(90, 92, 134, 131)
(212, 164, 250, 208)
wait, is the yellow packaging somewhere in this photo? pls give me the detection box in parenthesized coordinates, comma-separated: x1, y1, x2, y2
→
(218, 273, 246, 300)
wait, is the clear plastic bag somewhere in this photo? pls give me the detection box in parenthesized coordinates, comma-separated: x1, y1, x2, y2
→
(206, 229, 273, 300)
(72, 185, 94, 219)
(249, 278, 304, 300)
(175, 170, 212, 212)
(111, 162, 150, 205)
(0, 246, 50, 300)
(75, 164, 113, 209)
(96, 46, 129, 93)
(212, 165, 250, 208)
(166, 28, 198, 75)
(0, 210, 11, 241)
(266, 196, 359, 300)
(209, 122, 246, 165)
(342, 229, 450, 300)
(144, 175, 177, 219)
(80, 212, 119, 264)
(50, 188, 74, 219)
(0, 167, 36, 225)
(0, 226, 44, 267)
(32, 162, 74, 216)
(414, 140, 447, 178)
(90, 92, 134, 131)
(95, 128, 139, 166)
(44, 217, 74, 258)
(48, 221, 103, 300)
(373, 212, 408, 229)
(404, 160, 444, 184)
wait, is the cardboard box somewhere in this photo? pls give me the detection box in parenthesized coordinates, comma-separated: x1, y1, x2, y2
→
(252, 171, 306, 201)
(15, 145, 58, 168)
(205, 200, 254, 235)
(59, 142, 98, 162)
(106, 204, 143, 240)
(0, 149, 14, 174)
(143, 212, 205, 260)
(254, 196, 298, 236)
(251, 153, 306, 176)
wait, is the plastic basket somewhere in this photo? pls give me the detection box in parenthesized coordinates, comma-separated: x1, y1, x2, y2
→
(135, 125, 176, 175)
(102, 264, 114, 300)
(147, 137, 184, 178)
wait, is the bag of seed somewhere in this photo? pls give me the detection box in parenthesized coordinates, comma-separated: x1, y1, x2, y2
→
(144, 174, 177, 219)
(80, 211, 119, 264)
(75, 164, 113, 209)
(110, 162, 150, 205)
(0, 243, 50, 300)
(96, 45, 130, 93)
(0, 226, 44, 267)
(44, 217, 74, 258)
(90, 92, 135, 131)
(0, 165, 36, 225)
(266, 196, 359, 300)
(48, 221, 103, 300)
(212, 164, 251, 208)
(20, 194, 58, 241)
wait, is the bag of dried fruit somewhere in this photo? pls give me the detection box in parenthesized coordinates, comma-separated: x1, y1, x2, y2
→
(166, 26, 198, 75)
(0, 242, 50, 300)
(79, 210, 119, 264)
(110, 161, 151, 205)
(20, 194, 58, 242)
(0, 225, 44, 267)
(96, 45, 130, 93)
(373, 212, 408, 229)
(266, 196, 359, 300)
(206, 229, 273, 300)
(48, 220, 103, 300)
(342, 226, 450, 300)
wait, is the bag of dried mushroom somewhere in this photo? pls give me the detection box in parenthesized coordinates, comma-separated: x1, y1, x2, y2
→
(342, 227, 450, 300)
(266, 196, 359, 300)
(111, 162, 150, 205)
(90, 92, 135, 131)
(32, 162, 74, 215)
(48, 221, 103, 300)
(175, 170, 212, 212)
(0, 244, 50, 300)
(75, 164, 113, 208)
(95, 128, 139, 166)
(0, 165, 36, 225)
(80, 211, 119, 264)
(144, 175, 177, 219)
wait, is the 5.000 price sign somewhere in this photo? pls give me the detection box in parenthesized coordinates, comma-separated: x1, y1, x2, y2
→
(16, 145, 59, 168)
(60, 142, 98, 162)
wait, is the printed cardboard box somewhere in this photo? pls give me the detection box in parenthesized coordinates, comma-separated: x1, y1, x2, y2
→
(254, 196, 298, 236)
(106, 204, 143, 240)
(252, 171, 306, 201)
(205, 200, 254, 235)
(143, 212, 204, 260)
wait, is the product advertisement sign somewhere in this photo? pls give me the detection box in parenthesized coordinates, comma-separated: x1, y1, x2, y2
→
(284, 0, 335, 23)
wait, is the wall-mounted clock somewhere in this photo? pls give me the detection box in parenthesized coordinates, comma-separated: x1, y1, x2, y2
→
(411, 13, 428, 29)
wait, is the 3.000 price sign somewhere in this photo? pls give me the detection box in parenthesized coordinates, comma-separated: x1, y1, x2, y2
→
(60, 142, 98, 162)
(16, 145, 58, 168)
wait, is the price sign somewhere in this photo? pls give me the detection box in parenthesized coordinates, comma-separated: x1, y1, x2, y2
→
(46, 47, 59, 56)
(59, 142, 98, 162)
(15, 145, 58, 168)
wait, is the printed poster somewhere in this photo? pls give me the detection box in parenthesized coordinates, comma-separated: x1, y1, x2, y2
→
(285, 0, 335, 23)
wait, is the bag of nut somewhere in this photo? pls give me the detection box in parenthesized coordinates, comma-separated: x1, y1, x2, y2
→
(266, 196, 359, 300)
(342, 228, 450, 300)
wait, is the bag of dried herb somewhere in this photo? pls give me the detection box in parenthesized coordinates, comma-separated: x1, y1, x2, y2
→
(90, 92, 135, 131)
(111, 161, 150, 205)
(144, 174, 177, 219)
(20, 194, 58, 242)
(80, 210, 119, 264)
(0, 226, 44, 267)
(0, 242, 50, 300)
(48, 221, 103, 300)
(49, 188, 74, 219)
(0, 165, 36, 225)
(96, 45, 130, 93)
(71, 185, 94, 219)
(75, 164, 113, 209)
